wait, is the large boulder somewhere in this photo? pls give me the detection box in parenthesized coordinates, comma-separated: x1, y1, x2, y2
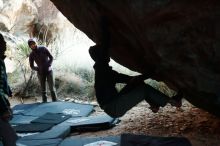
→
(0, 0, 62, 40)
(0, 0, 37, 35)
(51, 0, 220, 116)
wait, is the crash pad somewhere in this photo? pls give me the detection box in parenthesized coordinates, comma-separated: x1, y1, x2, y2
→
(59, 136, 120, 146)
(12, 103, 41, 115)
(16, 138, 62, 146)
(120, 133, 192, 146)
(10, 115, 38, 125)
(20, 125, 70, 140)
(13, 123, 54, 133)
(60, 114, 119, 132)
(31, 113, 71, 125)
(19, 102, 94, 117)
(58, 133, 192, 146)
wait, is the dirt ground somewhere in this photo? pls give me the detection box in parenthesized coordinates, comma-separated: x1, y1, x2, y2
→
(10, 97, 220, 146)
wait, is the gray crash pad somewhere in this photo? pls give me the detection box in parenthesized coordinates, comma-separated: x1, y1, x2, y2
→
(31, 113, 71, 125)
(10, 115, 38, 125)
(20, 125, 70, 140)
(12, 103, 41, 115)
(60, 114, 119, 132)
(16, 138, 62, 146)
(59, 136, 120, 146)
(121, 133, 192, 146)
(17, 101, 94, 117)
(13, 123, 54, 133)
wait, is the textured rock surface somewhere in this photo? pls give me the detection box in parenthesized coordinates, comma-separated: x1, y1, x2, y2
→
(0, 0, 39, 35)
(0, 0, 63, 39)
(51, 0, 220, 116)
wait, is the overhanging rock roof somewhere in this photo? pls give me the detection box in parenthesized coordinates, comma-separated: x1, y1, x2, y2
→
(51, 0, 220, 116)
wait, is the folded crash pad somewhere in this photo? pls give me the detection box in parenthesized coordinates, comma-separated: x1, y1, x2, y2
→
(59, 136, 120, 146)
(61, 114, 119, 132)
(16, 138, 62, 146)
(20, 102, 94, 117)
(13, 123, 54, 133)
(120, 133, 192, 146)
(31, 113, 71, 124)
(20, 125, 71, 140)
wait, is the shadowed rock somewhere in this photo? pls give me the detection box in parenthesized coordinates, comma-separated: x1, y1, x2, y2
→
(51, 0, 220, 116)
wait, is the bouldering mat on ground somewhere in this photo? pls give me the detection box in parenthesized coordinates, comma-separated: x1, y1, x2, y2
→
(16, 138, 62, 146)
(58, 134, 192, 146)
(59, 136, 121, 146)
(10, 115, 38, 125)
(60, 114, 119, 132)
(12, 103, 41, 115)
(13, 123, 54, 133)
(120, 133, 192, 146)
(31, 113, 71, 124)
(13, 101, 94, 117)
(20, 125, 71, 140)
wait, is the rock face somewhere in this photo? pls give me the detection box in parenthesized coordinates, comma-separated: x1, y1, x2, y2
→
(0, 0, 37, 35)
(51, 0, 220, 116)
(0, 0, 62, 40)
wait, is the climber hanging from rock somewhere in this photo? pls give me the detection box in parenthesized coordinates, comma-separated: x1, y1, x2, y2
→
(89, 16, 182, 118)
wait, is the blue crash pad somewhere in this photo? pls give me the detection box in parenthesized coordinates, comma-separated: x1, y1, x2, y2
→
(16, 102, 94, 117)
(12, 103, 41, 115)
(59, 136, 121, 146)
(60, 114, 119, 132)
(120, 134, 192, 146)
(31, 113, 71, 125)
(10, 115, 38, 125)
(13, 123, 54, 133)
(20, 125, 70, 140)
(16, 138, 62, 146)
